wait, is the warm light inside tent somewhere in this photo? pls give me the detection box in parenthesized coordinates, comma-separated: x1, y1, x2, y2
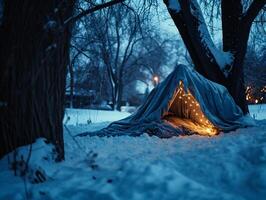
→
(163, 81, 218, 136)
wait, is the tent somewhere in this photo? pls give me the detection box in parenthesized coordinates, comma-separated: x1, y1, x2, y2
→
(80, 65, 255, 138)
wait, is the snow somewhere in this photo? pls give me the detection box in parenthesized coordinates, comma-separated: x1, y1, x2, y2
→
(198, 24, 233, 76)
(64, 108, 130, 125)
(249, 104, 266, 120)
(190, 0, 233, 76)
(1, 105, 266, 200)
(168, 0, 181, 13)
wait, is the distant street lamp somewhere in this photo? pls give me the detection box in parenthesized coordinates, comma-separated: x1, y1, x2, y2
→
(153, 75, 159, 86)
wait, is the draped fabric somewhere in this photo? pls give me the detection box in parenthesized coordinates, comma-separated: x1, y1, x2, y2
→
(79, 65, 255, 138)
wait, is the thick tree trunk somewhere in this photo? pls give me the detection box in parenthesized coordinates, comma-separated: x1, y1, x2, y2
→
(0, 0, 74, 159)
(221, 0, 251, 113)
(163, 0, 226, 85)
(164, 0, 253, 114)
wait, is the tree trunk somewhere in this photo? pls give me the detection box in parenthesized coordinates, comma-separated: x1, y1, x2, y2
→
(164, 0, 254, 114)
(163, 0, 226, 84)
(115, 65, 124, 111)
(0, 0, 74, 159)
(69, 62, 74, 108)
(221, 0, 251, 113)
(116, 81, 124, 111)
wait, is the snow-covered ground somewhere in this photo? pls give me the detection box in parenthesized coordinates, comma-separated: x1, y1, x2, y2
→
(249, 104, 266, 120)
(64, 108, 131, 125)
(0, 105, 266, 200)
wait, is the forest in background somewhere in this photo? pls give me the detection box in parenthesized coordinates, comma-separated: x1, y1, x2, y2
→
(67, 0, 266, 110)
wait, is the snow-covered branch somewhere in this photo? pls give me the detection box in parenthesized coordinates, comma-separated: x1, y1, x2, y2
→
(190, 0, 233, 76)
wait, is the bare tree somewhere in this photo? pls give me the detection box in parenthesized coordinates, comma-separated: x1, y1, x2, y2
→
(71, 2, 183, 110)
(72, 5, 143, 110)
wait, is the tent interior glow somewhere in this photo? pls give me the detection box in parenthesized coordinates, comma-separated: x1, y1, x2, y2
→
(163, 81, 218, 136)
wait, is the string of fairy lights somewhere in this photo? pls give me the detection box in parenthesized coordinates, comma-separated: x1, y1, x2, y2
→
(163, 82, 266, 136)
(246, 85, 266, 104)
(177, 83, 213, 125)
(164, 81, 217, 136)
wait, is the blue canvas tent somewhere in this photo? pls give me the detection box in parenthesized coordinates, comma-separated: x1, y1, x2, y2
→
(79, 65, 255, 138)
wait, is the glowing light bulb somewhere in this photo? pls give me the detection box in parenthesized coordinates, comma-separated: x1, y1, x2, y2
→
(206, 128, 212, 133)
(153, 76, 159, 83)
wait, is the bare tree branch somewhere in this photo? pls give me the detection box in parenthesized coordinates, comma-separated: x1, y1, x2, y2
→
(64, 0, 125, 25)
(70, 44, 91, 60)
(243, 0, 266, 24)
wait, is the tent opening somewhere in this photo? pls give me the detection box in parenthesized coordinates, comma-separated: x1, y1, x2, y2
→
(163, 81, 218, 136)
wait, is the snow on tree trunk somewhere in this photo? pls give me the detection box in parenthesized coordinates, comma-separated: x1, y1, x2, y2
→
(164, 0, 256, 114)
(190, 0, 233, 77)
(163, 0, 227, 84)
